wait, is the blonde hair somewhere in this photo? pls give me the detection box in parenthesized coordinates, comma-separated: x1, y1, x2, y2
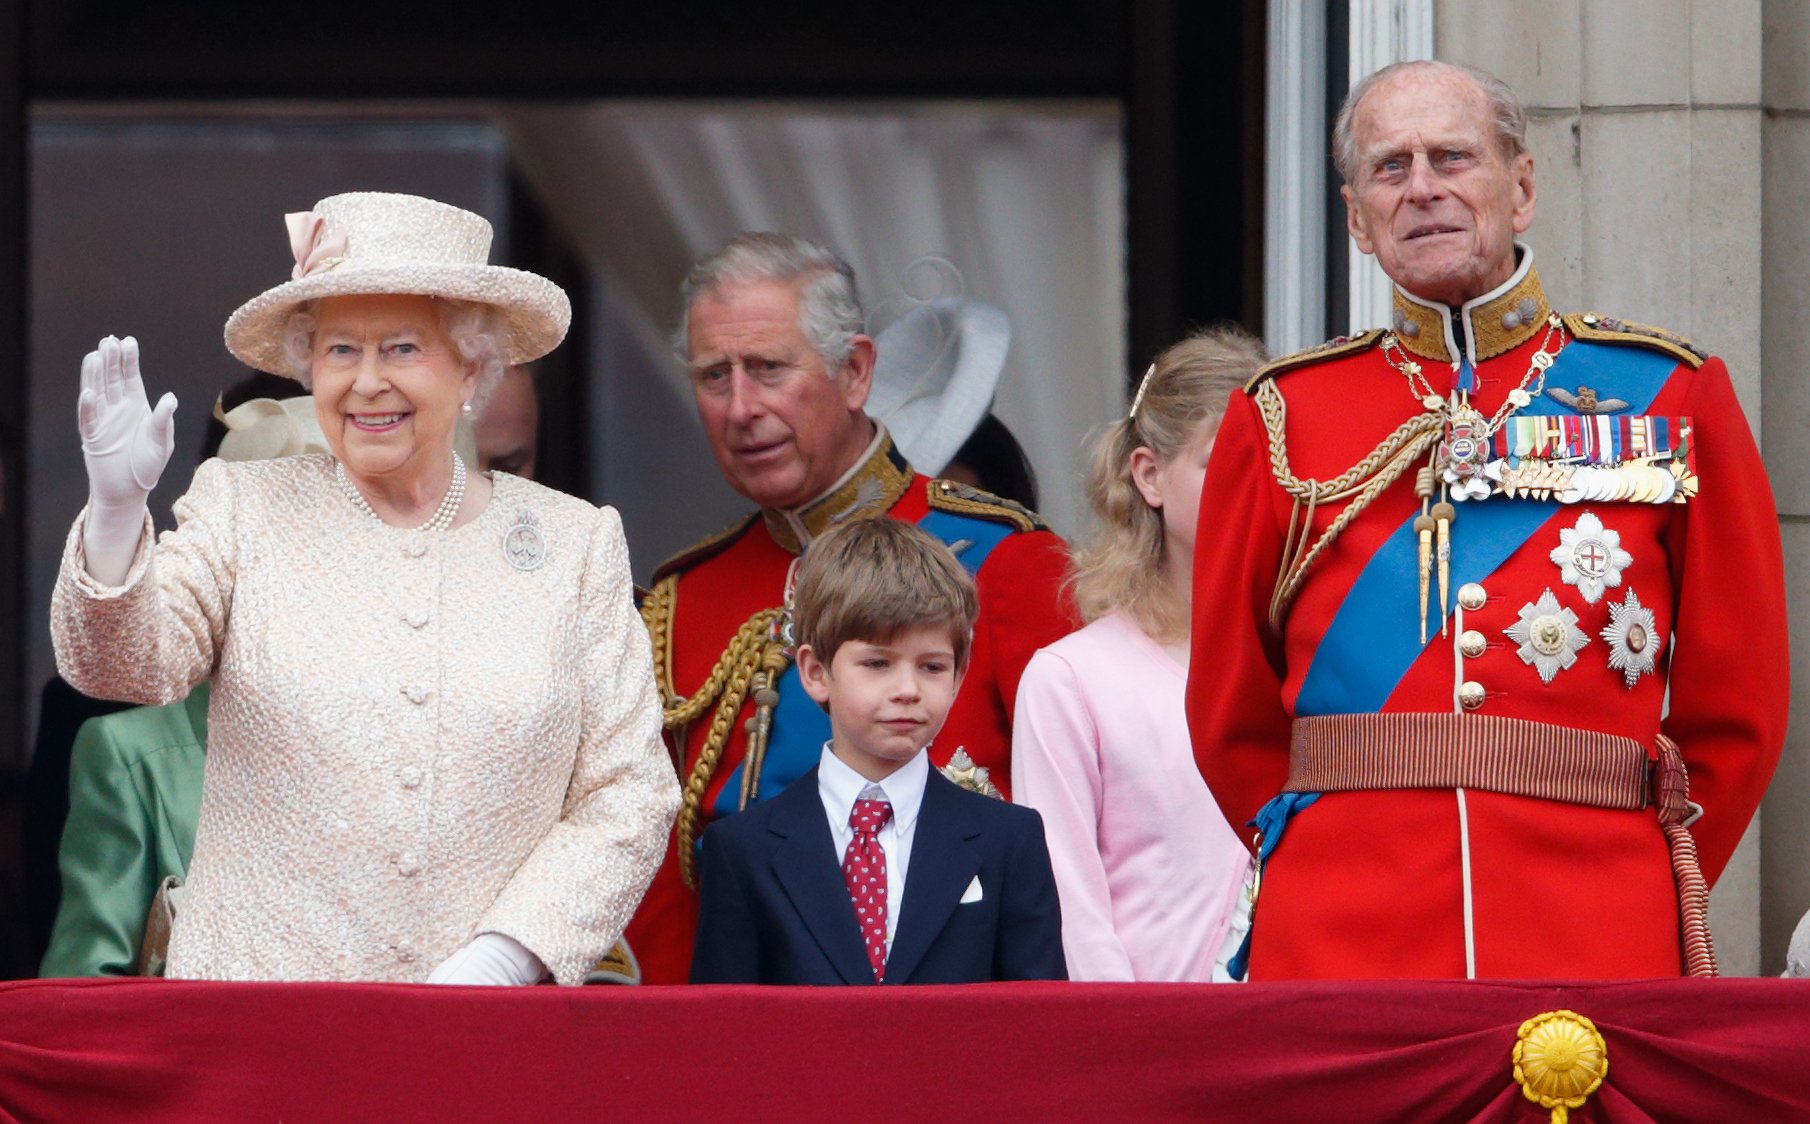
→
(1069, 325, 1267, 640)
(792, 518, 979, 673)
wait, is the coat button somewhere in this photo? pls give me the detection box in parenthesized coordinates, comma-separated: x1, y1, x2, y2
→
(1459, 630, 1487, 659)
(400, 766, 422, 789)
(1457, 583, 1487, 611)
(403, 609, 429, 629)
(404, 539, 428, 559)
(403, 684, 429, 705)
(397, 852, 419, 877)
(1459, 681, 1487, 710)
(397, 944, 416, 963)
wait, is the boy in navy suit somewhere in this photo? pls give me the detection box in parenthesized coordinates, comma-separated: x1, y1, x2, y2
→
(691, 518, 1066, 985)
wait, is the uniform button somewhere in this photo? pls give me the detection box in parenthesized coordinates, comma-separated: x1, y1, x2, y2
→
(1457, 583, 1487, 611)
(404, 539, 428, 559)
(1459, 681, 1487, 710)
(404, 684, 429, 705)
(397, 852, 419, 877)
(400, 766, 422, 789)
(1459, 629, 1487, 659)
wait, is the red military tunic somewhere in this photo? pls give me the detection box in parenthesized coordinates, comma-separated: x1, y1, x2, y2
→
(628, 431, 1075, 984)
(1188, 254, 1787, 979)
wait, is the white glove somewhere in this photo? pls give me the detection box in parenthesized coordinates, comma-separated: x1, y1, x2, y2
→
(426, 932, 549, 986)
(77, 335, 177, 585)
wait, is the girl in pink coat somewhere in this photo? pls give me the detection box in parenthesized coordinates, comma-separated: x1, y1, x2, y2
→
(1011, 328, 1263, 981)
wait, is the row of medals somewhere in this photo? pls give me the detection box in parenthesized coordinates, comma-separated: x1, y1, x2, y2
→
(1438, 407, 1698, 505)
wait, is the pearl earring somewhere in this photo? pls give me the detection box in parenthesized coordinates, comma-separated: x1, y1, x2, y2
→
(461, 401, 473, 416)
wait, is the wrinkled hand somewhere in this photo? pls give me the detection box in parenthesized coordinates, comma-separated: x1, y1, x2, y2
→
(78, 335, 177, 511)
(426, 932, 548, 986)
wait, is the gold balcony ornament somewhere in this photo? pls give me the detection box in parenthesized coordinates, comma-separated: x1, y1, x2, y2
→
(1513, 1009, 1609, 1123)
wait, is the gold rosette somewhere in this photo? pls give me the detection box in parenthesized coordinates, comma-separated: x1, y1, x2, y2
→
(1513, 1009, 1608, 1123)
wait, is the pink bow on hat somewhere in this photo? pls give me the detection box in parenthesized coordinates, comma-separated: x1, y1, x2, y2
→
(285, 211, 348, 280)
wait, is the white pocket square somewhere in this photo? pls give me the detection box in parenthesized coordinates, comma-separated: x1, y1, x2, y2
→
(959, 875, 983, 904)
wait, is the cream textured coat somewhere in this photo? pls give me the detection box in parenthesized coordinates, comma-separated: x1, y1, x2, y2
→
(52, 455, 679, 985)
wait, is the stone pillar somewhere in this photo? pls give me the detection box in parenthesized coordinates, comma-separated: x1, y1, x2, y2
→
(1438, 0, 1787, 975)
(1761, 0, 1810, 977)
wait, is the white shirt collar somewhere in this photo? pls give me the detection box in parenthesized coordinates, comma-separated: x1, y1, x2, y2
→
(817, 743, 929, 835)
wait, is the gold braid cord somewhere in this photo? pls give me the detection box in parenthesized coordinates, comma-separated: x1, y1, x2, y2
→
(641, 575, 788, 890)
(1255, 379, 1444, 628)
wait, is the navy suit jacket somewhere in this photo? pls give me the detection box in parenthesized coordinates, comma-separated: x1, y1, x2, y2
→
(690, 765, 1066, 985)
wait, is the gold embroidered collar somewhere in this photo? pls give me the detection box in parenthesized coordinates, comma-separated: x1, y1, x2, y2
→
(1391, 244, 1551, 367)
(762, 424, 915, 554)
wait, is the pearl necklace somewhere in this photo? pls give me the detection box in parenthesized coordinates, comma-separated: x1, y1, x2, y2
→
(336, 452, 467, 532)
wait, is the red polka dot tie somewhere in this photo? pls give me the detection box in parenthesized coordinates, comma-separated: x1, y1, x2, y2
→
(843, 797, 894, 982)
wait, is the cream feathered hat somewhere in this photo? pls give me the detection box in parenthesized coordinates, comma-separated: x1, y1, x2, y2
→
(223, 192, 571, 377)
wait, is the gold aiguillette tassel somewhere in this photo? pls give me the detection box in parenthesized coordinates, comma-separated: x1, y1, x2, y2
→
(1431, 500, 1455, 637)
(1415, 514, 1435, 644)
(1414, 465, 1436, 644)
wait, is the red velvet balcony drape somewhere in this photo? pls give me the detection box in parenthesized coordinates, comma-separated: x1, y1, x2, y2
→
(1, 977, 1806, 1121)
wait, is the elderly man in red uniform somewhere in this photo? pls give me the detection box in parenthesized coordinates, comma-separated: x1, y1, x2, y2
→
(1189, 60, 1787, 980)
(624, 233, 1074, 984)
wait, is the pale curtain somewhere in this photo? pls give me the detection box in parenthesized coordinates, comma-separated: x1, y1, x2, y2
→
(497, 100, 1127, 538)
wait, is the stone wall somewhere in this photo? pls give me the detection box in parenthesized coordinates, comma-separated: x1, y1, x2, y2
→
(1437, 0, 1802, 975)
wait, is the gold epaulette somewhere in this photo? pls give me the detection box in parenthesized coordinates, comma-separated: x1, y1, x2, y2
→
(926, 479, 1047, 533)
(1244, 329, 1385, 393)
(1563, 313, 1708, 370)
(649, 512, 759, 584)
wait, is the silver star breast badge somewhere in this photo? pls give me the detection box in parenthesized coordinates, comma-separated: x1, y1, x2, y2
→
(939, 747, 1003, 799)
(1550, 510, 1632, 604)
(1602, 587, 1663, 688)
(1505, 588, 1590, 684)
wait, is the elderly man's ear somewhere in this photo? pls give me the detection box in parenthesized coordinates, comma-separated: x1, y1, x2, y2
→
(1510, 151, 1537, 233)
(1340, 183, 1373, 254)
(839, 334, 877, 412)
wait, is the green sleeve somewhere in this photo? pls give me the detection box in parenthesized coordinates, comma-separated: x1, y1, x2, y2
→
(41, 716, 159, 976)
(40, 699, 205, 978)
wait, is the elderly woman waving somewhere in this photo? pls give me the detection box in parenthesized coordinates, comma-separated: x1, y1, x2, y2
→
(51, 192, 679, 985)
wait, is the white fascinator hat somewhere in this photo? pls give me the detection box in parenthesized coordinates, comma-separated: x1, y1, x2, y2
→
(223, 191, 572, 377)
(867, 286, 1011, 477)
